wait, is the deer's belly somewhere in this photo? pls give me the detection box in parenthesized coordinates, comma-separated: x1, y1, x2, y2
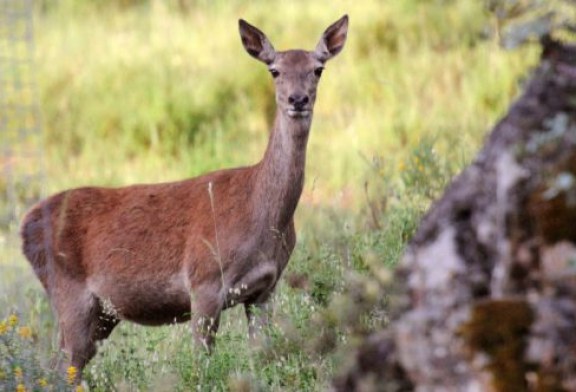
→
(89, 274, 192, 326)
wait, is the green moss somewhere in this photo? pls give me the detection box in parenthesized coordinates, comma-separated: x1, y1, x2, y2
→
(461, 299, 533, 391)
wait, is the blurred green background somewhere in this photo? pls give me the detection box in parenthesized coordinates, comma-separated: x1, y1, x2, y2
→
(0, 0, 539, 390)
(36, 0, 535, 197)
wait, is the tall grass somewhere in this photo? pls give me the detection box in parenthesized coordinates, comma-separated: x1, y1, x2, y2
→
(1, 0, 539, 390)
(36, 0, 536, 193)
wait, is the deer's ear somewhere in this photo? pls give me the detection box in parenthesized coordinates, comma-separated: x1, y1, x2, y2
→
(315, 15, 348, 62)
(239, 19, 276, 64)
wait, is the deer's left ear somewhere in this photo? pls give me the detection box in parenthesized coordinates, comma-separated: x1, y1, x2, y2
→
(315, 15, 348, 62)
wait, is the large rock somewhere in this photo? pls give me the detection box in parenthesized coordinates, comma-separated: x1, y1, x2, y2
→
(336, 39, 576, 391)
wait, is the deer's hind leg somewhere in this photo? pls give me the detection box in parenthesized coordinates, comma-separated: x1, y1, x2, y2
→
(53, 279, 119, 379)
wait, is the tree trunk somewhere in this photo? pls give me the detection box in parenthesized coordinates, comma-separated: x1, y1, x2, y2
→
(336, 39, 576, 391)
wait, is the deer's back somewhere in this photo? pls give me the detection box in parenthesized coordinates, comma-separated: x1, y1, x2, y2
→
(21, 166, 269, 324)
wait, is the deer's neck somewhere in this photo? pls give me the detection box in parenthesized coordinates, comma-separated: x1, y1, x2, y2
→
(254, 110, 311, 230)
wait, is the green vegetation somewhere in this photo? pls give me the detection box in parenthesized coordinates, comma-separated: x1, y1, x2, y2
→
(1, 0, 539, 390)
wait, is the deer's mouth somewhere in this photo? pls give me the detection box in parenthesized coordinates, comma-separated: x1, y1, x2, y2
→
(287, 109, 311, 118)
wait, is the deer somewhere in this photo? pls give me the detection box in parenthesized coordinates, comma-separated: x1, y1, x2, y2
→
(20, 15, 348, 376)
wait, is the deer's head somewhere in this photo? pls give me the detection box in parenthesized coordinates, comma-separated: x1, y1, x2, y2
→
(239, 15, 348, 120)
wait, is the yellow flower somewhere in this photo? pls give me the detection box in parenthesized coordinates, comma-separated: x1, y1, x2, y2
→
(16, 383, 26, 392)
(18, 326, 32, 339)
(38, 378, 48, 387)
(66, 366, 77, 384)
(14, 367, 23, 379)
(75, 386, 85, 392)
(0, 321, 7, 335)
(8, 314, 18, 327)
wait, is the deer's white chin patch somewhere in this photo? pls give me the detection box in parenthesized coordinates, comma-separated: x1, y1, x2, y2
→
(287, 110, 310, 118)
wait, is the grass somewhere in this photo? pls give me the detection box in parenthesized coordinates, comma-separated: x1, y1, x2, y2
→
(1, 0, 540, 390)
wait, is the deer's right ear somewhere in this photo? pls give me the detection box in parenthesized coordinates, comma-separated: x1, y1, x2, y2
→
(239, 19, 276, 64)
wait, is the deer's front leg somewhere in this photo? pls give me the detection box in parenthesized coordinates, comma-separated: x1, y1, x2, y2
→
(228, 263, 277, 345)
(245, 300, 272, 343)
(191, 286, 222, 352)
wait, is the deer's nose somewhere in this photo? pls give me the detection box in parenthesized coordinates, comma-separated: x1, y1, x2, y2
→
(288, 94, 309, 110)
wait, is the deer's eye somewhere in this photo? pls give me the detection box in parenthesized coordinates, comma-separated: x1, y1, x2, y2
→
(314, 67, 324, 77)
(269, 69, 280, 78)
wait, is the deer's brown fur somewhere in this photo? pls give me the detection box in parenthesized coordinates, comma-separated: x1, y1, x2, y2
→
(21, 15, 348, 374)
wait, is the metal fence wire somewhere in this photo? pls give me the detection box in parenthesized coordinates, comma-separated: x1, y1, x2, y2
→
(0, 0, 44, 259)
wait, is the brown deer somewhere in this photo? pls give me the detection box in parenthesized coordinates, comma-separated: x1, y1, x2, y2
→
(20, 15, 348, 374)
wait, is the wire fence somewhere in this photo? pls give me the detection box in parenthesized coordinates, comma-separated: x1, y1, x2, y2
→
(0, 0, 44, 264)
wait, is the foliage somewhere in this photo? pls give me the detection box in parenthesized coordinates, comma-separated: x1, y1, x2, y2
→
(1, 0, 541, 390)
(0, 313, 73, 391)
(486, 0, 576, 48)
